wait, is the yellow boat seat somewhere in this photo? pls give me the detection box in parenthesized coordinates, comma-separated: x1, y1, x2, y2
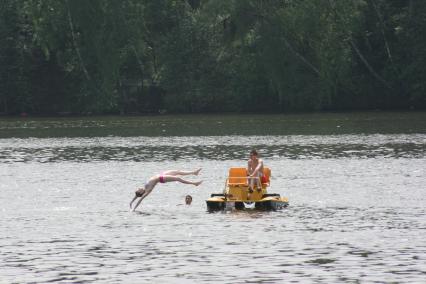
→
(227, 167, 271, 187)
(227, 168, 248, 186)
(228, 167, 271, 186)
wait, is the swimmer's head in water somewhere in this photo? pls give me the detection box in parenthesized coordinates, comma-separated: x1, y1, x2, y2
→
(185, 195, 192, 205)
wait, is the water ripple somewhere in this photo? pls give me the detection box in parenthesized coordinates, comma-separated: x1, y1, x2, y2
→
(1, 133, 425, 283)
(0, 135, 425, 163)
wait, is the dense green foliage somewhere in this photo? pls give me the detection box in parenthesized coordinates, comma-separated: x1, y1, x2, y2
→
(1, 0, 425, 115)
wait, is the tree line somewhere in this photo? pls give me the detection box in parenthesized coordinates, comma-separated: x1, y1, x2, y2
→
(1, 0, 425, 115)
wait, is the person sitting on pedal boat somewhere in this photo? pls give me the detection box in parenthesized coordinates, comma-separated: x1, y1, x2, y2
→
(247, 150, 265, 199)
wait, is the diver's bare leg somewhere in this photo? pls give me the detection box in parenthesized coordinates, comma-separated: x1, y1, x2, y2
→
(163, 175, 202, 186)
(162, 168, 202, 176)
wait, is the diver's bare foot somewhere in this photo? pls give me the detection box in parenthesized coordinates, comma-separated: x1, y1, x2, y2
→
(194, 168, 202, 176)
(194, 181, 202, 186)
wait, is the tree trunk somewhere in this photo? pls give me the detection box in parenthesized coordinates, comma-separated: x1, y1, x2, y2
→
(281, 33, 320, 76)
(66, 0, 91, 83)
(328, 0, 392, 90)
(349, 39, 392, 89)
(370, 0, 394, 66)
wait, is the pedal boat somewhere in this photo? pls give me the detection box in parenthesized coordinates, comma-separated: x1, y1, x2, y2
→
(206, 167, 289, 211)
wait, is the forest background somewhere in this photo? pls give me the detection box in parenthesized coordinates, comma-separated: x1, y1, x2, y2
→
(1, 0, 425, 115)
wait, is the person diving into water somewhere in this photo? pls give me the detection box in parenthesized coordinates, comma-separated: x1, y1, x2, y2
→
(130, 169, 202, 211)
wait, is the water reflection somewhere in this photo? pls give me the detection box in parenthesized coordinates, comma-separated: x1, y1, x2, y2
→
(1, 112, 425, 138)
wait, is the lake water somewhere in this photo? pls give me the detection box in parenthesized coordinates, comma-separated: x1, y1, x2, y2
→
(1, 112, 425, 283)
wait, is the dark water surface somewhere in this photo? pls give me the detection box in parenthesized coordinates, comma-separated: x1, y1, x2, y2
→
(1, 113, 425, 283)
(1, 112, 425, 138)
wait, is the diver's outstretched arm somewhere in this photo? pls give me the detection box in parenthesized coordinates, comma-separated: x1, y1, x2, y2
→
(132, 190, 152, 211)
(130, 196, 138, 209)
